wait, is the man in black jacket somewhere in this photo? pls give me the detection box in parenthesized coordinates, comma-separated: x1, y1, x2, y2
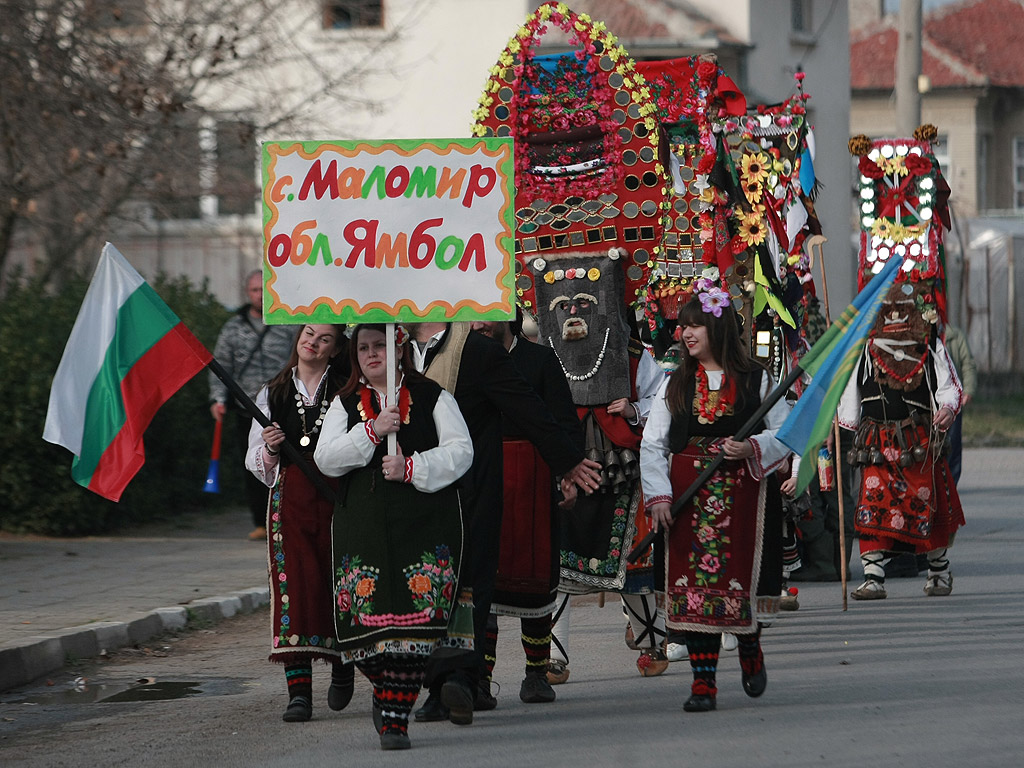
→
(471, 314, 585, 705)
(409, 321, 600, 725)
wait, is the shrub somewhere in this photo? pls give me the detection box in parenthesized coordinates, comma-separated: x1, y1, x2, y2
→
(0, 269, 233, 535)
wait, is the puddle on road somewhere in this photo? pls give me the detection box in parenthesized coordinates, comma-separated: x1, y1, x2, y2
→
(7, 678, 247, 705)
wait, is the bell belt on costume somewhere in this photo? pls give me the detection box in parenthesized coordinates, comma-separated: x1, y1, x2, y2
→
(847, 414, 949, 468)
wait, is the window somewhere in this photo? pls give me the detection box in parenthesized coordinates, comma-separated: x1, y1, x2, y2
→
(1014, 137, 1024, 210)
(323, 1, 383, 30)
(978, 134, 989, 211)
(932, 133, 951, 181)
(147, 113, 257, 220)
(214, 120, 258, 216)
(791, 0, 813, 33)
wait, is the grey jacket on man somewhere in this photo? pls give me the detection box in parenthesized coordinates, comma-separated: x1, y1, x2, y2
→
(208, 308, 297, 404)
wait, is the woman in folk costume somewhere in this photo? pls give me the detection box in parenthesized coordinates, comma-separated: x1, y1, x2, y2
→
(640, 287, 790, 712)
(246, 324, 353, 723)
(838, 279, 964, 601)
(314, 324, 474, 750)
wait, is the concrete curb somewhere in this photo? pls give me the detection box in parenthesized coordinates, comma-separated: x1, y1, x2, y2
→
(0, 587, 269, 693)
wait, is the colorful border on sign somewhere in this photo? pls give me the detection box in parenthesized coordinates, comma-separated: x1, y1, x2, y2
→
(260, 138, 515, 323)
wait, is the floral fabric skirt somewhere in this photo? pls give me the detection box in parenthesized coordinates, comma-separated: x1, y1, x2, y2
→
(854, 420, 965, 553)
(267, 466, 343, 663)
(664, 437, 765, 633)
(332, 467, 474, 661)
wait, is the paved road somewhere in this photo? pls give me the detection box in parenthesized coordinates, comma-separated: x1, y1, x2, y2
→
(0, 448, 1022, 766)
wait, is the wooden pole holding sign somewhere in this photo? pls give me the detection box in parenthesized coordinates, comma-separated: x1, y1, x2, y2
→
(386, 322, 397, 456)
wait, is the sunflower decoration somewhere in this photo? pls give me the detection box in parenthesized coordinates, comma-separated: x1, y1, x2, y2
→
(736, 209, 767, 247)
(741, 177, 763, 204)
(740, 152, 770, 186)
(870, 218, 894, 241)
(881, 153, 908, 177)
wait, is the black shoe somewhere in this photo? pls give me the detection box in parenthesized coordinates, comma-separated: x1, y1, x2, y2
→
(474, 679, 497, 711)
(282, 695, 312, 722)
(327, 663, 354, 711)
(379, 731, 411, 750)
(742, 665, 767, 697)
(683, 694, 716, 712)
(519, 673, 556, 703)
(441, 678, 474, 725)
(413, 691, 449, 722)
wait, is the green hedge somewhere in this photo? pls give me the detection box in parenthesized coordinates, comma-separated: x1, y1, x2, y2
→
(0, 269, 235, 535)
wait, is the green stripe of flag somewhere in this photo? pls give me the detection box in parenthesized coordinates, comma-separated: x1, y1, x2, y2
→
(70, 282, 180, 486)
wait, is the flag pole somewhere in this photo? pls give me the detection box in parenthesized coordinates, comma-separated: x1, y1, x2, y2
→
(627, 364, 804, 564)
(809, 235, 849, 610)
(206, 357, 337, 504)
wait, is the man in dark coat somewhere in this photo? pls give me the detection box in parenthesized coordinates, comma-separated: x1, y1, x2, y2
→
(409, 321, 600, 725)
(471, 314, 584, 705)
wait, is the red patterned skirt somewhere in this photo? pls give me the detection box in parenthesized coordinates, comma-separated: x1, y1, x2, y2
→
(493, 440, 557, 617)
(665, 437, 764, 633)
(854, 421, 965, 554)
(267, 465, 342, 663)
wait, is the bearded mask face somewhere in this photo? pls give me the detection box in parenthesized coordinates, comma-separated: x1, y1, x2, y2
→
(534, 253, 630, 405)
(869, 281, 932, 390)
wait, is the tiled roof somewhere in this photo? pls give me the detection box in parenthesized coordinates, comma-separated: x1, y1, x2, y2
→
(851, 0, 1024, 89)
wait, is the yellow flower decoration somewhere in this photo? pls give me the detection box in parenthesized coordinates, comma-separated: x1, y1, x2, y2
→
(544, 272, 557, 284)
(880, 155, 907, 176)
(740, 152, 770, 186)
(587, 267, 601, 281)
(870, 219, 893, 239)
(737, 211, 766, 247)
(556, 2, 569, 14)
(509, 39, 521, 54)
(742, 179, 763, 204)
(498, 51, 513, 67)
(471, 124, 486, 137)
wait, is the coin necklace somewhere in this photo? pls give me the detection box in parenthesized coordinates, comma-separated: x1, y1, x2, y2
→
(296, 376, 329, 448)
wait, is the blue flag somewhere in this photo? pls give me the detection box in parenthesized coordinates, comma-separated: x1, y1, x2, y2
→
(776, 254, 905, 496)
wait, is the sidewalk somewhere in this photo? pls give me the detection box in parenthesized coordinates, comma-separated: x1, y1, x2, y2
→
(1, 447, 1021, 694)
(0, 506, 268, 691)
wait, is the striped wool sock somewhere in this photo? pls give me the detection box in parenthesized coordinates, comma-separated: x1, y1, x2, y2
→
(374, 653, 429, 736)
(683, 631, 721, 696)
(284, 663, 312, 702)
(520, 615, 552, 676)
(483, 612, 499, 680)
(737, 625, 764, 678)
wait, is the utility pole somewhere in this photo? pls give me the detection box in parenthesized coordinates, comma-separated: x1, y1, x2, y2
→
(895, 0, 923, 134)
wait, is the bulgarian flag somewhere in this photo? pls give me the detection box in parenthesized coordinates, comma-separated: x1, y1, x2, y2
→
(776, 253, 906, 497)
(43, 243, 213, 501)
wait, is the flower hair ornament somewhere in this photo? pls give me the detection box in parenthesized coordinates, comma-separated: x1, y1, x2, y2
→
(394, 324, 411, 347)
(689, 270, 731, 317)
